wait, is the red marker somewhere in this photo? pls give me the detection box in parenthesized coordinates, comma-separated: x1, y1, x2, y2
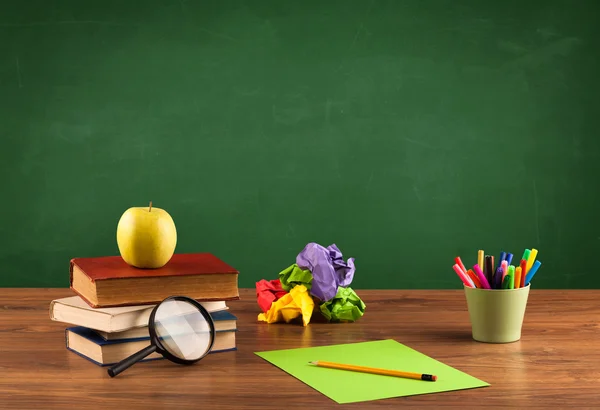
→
(454, 256, 467, 274)
(466, 269, 482, 288)
(453, 264, 474, 288)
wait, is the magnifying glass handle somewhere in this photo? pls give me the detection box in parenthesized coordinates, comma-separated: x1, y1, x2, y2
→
(108, 345, 157, 377)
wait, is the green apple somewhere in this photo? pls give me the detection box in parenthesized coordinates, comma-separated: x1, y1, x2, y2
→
(116, 201, 177, 268)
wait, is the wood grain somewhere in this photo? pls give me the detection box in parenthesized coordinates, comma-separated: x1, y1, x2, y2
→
(1, 288, 599, 409)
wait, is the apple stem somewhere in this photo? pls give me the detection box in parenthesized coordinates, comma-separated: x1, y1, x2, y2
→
(149, 201, 152, 212)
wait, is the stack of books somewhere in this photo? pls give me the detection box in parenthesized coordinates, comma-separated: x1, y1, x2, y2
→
(49, 252, 240, 367)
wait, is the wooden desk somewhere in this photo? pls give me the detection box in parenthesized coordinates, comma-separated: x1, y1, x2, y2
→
(0, 288, 598, 409)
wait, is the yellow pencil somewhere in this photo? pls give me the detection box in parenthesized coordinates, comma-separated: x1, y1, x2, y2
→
(309, 361, 437, 381)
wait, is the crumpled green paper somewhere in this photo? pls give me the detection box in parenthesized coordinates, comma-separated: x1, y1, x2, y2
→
(319, 286, 366, 322)
(278, 263, 313, 291)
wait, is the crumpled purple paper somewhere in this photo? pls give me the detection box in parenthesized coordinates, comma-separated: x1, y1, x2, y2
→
(296, 242, 355, 302)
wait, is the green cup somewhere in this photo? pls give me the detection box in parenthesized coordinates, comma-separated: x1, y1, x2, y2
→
(463, 284, 530, 343)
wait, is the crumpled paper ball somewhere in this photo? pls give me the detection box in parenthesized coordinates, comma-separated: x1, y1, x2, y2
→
(258, 284, 314, 326)
(278, 263, 313, 291)
(296, 242, 355, 302)
(256, 278, 287, 313)
(319, 286, 366, 322)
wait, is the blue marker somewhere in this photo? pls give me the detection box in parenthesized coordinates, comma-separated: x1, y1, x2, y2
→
(505, 253, 513, 267)
(498, 252, 507, 269)
(525, 260, 542, 285)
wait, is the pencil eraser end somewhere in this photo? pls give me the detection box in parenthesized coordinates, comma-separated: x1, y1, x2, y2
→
(432, 375, 437, 381)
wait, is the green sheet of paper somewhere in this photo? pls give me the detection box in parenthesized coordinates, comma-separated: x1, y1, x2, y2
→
(255, 339, 489, 404)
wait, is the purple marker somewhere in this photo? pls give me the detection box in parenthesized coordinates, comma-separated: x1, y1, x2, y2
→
(495, 267, 504, 289)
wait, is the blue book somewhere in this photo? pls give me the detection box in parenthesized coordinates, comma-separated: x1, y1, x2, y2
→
(65, 311, 238, 366)
(66, 325, 237, 366)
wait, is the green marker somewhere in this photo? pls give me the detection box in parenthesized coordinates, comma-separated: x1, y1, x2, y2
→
(502, 273, 514, 289)
(503, 266, 515, 289)
(502, 272, 514, 289)
(522, 249, 531, 261)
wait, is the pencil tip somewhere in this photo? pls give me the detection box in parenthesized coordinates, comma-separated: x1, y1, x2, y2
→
(308, 361, 316, 365)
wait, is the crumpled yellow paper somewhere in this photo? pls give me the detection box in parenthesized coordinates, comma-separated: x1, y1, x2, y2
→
(258, 284, 314, 326)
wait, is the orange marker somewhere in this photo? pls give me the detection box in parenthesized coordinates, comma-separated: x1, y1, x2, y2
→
(466, 269, 482, 288)
(520, 259, 528, 288)
(514, 267, 522, 288)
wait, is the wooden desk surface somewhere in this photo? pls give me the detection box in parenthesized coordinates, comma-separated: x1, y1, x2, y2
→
(1, 288, 599, 409)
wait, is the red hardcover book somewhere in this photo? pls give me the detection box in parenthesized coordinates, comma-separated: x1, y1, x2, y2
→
(69, 253, 239, 308)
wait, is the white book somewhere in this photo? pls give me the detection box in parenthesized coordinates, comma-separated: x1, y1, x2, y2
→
(95, 310, 237, 341)
(50, 295, 228, 333)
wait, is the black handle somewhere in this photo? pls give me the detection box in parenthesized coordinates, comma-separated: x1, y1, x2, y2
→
(107, 344, 157, 377)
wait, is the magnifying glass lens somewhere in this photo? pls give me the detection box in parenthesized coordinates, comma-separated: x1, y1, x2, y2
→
(107, 296, 215, 377)
(154, 299, 213, 361)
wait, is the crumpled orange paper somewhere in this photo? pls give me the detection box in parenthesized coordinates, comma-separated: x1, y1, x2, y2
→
(257, 284, 314, 326)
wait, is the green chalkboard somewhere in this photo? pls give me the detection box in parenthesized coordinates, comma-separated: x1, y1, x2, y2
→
(1, 0, 599, 289)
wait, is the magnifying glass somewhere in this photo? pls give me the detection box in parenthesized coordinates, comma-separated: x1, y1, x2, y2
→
(107, 295, 216, 377)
